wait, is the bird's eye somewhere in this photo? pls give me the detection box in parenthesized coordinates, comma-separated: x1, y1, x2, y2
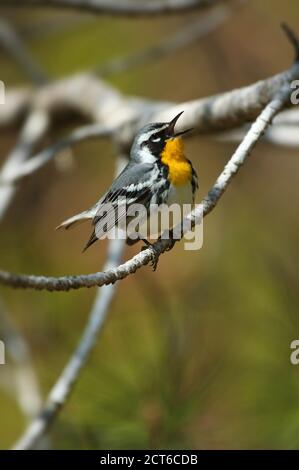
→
(150, 135, 162, 143)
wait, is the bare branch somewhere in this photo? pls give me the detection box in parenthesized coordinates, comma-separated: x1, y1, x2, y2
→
(153, 65, 299, 137)
(200, 87, 290, 215)
(1, 24, 298, 142)
(0, 0, 221, 16)
(0, 25, 297, 289)
(0, 88, 290, 292)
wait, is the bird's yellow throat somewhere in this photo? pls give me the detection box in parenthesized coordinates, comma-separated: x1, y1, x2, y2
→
(161, 137, 192, 186)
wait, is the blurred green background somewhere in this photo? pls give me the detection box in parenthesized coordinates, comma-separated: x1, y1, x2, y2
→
(1, 0, 299, 450)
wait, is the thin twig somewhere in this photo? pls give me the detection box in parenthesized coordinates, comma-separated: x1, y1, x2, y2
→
(0, 88, 290, 292)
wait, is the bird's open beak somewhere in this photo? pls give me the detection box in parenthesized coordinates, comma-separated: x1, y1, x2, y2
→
(167, 111, 193, 138)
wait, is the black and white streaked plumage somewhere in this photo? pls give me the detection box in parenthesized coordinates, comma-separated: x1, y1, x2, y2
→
(58, 111, 198, 251)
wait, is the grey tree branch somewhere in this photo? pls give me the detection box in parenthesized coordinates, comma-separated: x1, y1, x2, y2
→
(200, 86, 290, 216)
(1, 44, 298, 142)
(0, 0, 220, 16)
(0, 26, 297, 290)
(0, 87, 290, 292)
(0, 22, 299, 191)
(157, 61, 299, 136)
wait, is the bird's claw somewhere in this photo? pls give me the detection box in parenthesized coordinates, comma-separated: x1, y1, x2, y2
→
(141, 240, 160, 271)
(149, 245, 160, 271)
(140, 236, 175, 271)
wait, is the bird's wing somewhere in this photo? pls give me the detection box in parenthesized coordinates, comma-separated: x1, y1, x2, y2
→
(83, 162, 156, 251)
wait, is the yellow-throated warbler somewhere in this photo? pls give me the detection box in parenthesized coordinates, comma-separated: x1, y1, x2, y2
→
(58, 111, 198, 251)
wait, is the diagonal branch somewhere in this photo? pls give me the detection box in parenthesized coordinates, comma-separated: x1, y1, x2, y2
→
(1, 25, 298, 141)
(153, 62, 299, 136)
(200, 87, 291, 216)
(0, 22, 298, 188)
(0, 87, 290, 292)
(0, 5, 229, 187)
(0, 0, 221, 16)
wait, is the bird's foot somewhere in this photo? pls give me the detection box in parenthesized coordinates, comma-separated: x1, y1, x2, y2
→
(141, 239, 160, 271)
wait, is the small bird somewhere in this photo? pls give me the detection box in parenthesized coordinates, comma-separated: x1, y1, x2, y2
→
(58, 111, 198, 257)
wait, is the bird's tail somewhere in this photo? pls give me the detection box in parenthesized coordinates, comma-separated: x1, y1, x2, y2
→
(56, 209, 94, 230)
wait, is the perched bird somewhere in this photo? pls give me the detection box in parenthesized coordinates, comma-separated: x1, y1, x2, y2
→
(58, 111, 198, 256)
